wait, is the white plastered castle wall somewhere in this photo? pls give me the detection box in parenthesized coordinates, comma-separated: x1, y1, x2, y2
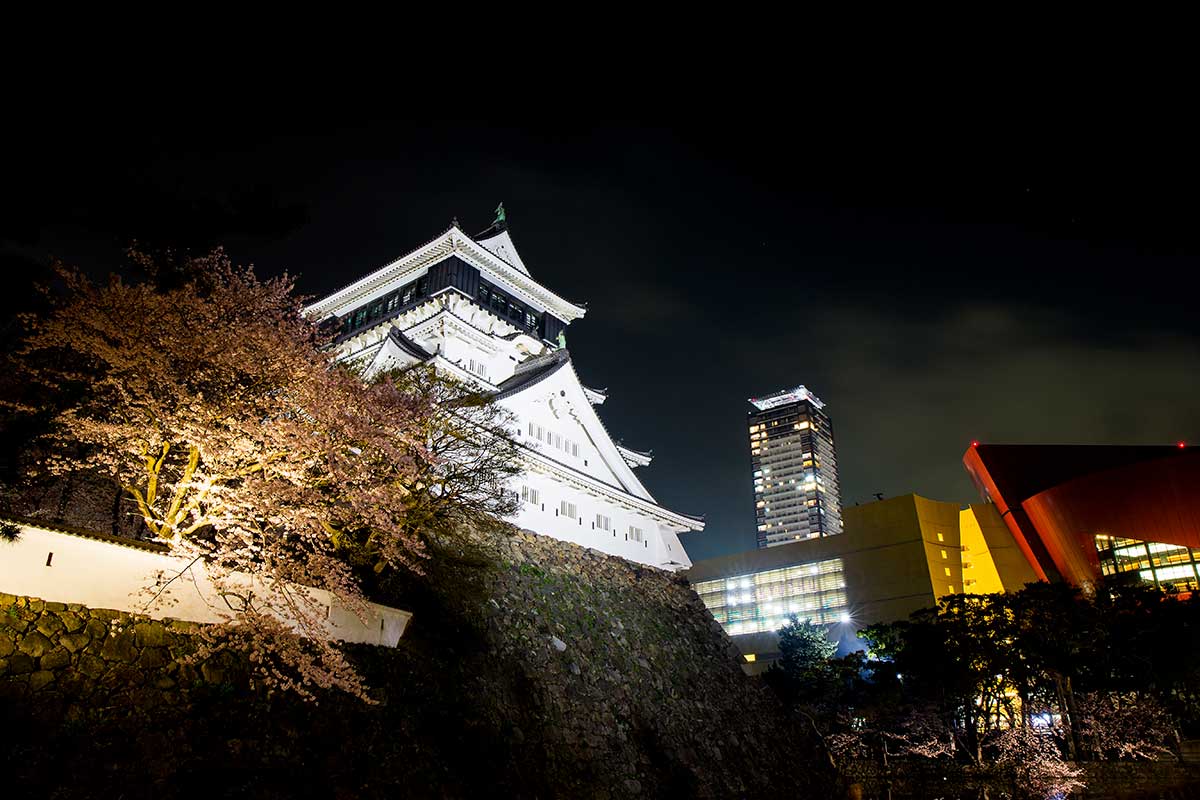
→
(496, 360, 695, 570)
(310, 224, 702, 571)
(0, 522, 412, 647)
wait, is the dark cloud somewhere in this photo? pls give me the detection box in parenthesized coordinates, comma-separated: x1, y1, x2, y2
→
(4, 115, 1198, 563)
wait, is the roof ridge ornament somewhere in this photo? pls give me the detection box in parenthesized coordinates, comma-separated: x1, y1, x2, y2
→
(493, 202, 506, 227)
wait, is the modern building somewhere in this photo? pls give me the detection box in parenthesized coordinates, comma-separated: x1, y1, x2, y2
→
(688, 494, 1038, 672)
(748, 385, 843, 548)
(305, 209, 703, 570)
(963, 443, 1200, 592)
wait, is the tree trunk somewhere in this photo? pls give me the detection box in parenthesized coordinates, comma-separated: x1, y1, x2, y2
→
(1063, 674, 1083, 761)
(111, 486, 123, 537)
(1054, 674, 1079, 761)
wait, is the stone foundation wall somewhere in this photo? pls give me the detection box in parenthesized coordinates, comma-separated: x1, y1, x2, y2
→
(0, 593, 207, 712)
(1, 525, 835, 799)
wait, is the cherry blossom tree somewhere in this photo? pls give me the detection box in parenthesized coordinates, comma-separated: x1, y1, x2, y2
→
(1076, 692, 1176, 761)
(992, 725, 1085, 800)
(12, 250, 464, 700)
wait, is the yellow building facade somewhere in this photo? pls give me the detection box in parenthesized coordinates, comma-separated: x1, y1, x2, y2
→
(687, 494, 1039, 672)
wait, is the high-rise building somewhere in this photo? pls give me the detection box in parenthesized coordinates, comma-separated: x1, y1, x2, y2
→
(305, 210, 703, 570)
(748, 386, 843, 548)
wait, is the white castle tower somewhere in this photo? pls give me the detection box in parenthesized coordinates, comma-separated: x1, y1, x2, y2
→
(305, 207, 703, 569)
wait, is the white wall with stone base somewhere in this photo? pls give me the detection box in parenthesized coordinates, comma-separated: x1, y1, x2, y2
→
(0, 522, 411, 647)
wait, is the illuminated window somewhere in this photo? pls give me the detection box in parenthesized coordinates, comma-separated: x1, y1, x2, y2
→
(744, 654, 756, 663)
(1096, 534, 1200, 592)
(944, 567, 952, 577)
(937, 532, 945, 542)
(947, 584, 955, 593)
(692, 557, 848, 636)
(941, 549, 948, 560)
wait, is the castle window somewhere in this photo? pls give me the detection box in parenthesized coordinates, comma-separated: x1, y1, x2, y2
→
(560, 501, 577, 520)
(629, 526, 644, 543)
(596, 514, 611, 531)
(521, 486, 540, 505)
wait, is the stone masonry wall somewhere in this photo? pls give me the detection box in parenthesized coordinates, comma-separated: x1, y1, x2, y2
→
(0, 593, 207, 711)
(1, 524, 837, 799)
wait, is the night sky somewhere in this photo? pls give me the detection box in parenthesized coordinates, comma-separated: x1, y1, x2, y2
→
(4, 115, 1198, 562)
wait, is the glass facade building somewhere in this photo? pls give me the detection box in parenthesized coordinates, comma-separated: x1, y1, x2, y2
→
(1095, 534, 1200, 592)
(748, 386, 843, 548)
(692, 557, 848, 636)
(963, 444, 1200, 589)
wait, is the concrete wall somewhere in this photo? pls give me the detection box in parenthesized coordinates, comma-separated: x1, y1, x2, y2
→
(0, 520, 411, 647)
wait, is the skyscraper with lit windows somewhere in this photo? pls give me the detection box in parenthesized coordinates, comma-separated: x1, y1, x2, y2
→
(748, 385, 843, 548)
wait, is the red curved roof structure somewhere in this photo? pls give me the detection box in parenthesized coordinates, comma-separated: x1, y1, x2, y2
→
(962, 444, 1200, 586)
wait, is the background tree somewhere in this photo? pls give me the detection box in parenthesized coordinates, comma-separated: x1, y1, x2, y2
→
(777, 616, 837, 688)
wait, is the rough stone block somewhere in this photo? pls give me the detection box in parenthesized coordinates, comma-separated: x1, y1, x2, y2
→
(77, 654, 106, 679)
(36, 614, 66, 637)
(44, 602, 67, 612)
(5, 611, 31, 633)
(40, 646, 71, 671)
(0, 635, 14, 658)
(55, 611, 85, 633)
(138, 647, 168, 669)
(200, 660, 225, 684)
(18, 630, 53, 658)
(167, 619, 201, 635)
(100, 629, 137, 662)
(8, 652, 35, 674)
(134, 621, 166, 648)
(60, 631, 91, 653)
(104, 663, 143, 689)
(91, 609, 123, 622)
(29, 670, 55, 691)
(85, 619, 108, 641)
